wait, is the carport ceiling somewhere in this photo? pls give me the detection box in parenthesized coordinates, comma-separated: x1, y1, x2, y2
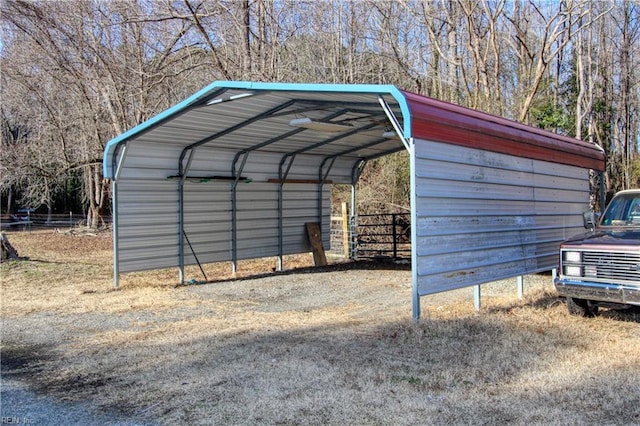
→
(103, 82, 411, 180)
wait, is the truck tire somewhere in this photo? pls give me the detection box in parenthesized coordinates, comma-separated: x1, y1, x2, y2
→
(566, 297, 599, 317)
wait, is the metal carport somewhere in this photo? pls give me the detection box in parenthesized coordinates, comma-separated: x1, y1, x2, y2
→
(103, 81, 605, 320)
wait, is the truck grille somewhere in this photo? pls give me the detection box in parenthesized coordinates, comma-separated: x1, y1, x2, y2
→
(582, 251, 640, 282)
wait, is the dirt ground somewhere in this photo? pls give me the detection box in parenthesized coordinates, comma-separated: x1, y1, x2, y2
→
(1, 230, 640, 425)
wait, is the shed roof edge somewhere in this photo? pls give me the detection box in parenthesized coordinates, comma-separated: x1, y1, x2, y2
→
(400, 90, 606, 171)
(102, 81, 411, 179)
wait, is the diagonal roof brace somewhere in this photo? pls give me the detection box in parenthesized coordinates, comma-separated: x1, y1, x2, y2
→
(378, 95, 410, 151)
(288, 120, 382, 158)
(230, 109, 349, 177)
(205, 91, 259, 105)
(178, 99, 297, 176)
(318, 137, 391, 183)
(277, 120, 384, 186)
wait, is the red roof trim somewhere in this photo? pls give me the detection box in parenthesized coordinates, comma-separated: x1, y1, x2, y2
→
(401, 90, 606, 171)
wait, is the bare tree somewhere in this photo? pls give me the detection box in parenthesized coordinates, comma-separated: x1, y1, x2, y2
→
(505, 1, 592, 123)
(612, 0, 640, 189)
(456, 0, 508, 114)
(2, 0, 205, 226)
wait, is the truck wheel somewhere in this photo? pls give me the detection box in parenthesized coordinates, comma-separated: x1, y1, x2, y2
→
(566, 297, 599, 317)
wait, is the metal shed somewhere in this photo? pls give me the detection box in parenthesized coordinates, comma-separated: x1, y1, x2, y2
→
(103, 81, 605, 319)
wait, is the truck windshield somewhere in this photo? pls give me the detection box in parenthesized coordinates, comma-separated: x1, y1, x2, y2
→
(601, 193, 640, 226)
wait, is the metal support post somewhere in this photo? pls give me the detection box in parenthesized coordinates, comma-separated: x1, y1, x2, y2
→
(317, 157, 336, 240)
(231, 152, 249, 274)
(350, 185, 357, 260)
(277, 154, 296, 271)
(392, 213, 398, 258)
(177, 148, 195, 284)
(177, 178, 185, 284)
(350, 161, 365, 261)
(112, 143, 129, 289)
(112, 180, 120, 288)
(517, 275, 524, 299)
(407, 140, 420, 321)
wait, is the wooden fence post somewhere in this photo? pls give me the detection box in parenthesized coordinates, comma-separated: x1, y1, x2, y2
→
(341, 202, 350, 258)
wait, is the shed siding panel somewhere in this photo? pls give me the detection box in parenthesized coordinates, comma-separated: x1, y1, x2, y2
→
(232, 182, 330, 260)
(117, 145, 183, 179)
(414, 139, 590, 296)
(116, 178, 180, 272)
(116, 177, 330, 273)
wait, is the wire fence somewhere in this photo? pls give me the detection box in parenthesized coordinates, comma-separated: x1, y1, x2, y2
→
(329, 212, 411, 260)
(0, 212, 112, 232)
(329, 216, 348, 256)
(4, 210, 407, 262)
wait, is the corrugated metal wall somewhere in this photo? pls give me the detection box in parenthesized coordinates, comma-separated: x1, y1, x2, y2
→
(414, 139, 590, 296)
(182, 181, 331, 265)
(116, 144, 333, 273)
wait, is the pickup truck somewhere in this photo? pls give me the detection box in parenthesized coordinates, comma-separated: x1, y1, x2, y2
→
(554, 189, 640, 316)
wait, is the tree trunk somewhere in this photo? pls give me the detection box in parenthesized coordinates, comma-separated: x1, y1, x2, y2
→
(6, 187, 14, 214)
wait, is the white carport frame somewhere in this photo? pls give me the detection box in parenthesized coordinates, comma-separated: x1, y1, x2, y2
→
(103, 81, 605, 320)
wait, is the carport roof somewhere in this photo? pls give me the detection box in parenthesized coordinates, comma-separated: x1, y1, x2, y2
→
(103, 81, 605, 179)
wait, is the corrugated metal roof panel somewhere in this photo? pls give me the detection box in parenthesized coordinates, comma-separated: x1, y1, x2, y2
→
(104, 82, 409, 179)
(105, 81, 602, 182)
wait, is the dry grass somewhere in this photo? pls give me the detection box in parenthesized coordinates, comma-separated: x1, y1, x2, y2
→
(2, 230, 640, 425)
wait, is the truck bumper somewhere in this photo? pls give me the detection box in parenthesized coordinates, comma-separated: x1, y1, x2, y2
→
(554, 278, 640, 306)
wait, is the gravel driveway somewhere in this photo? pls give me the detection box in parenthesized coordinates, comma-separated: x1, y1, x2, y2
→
(1, 378, 150, 425)
(1, 258, 553, 425)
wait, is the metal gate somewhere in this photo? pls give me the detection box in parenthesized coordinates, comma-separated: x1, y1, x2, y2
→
(353, 213, 411, 259)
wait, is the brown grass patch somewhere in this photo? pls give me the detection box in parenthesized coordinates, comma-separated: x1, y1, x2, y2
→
(2, 231, 640, 424)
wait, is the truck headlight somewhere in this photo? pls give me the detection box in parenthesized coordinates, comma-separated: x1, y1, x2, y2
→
(563, 251, 582, 262)
(563, 265, 582, 277)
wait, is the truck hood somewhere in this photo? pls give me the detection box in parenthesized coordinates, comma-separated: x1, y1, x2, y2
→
(562, 228, 640, 248)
